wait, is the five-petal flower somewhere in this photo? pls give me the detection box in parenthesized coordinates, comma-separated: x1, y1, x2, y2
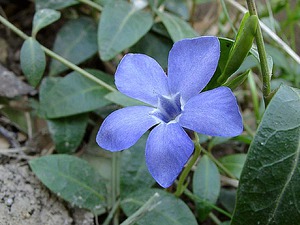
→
(96, 36, 243, 188)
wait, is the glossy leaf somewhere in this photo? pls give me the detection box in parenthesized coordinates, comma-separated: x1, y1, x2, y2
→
(120, 133, 155, 197)
(49, 17, 98, 75)
(155, 10, 197, 42)
(98, 1, 153, 61)
(32, 9, 61, 36)
(39, 70, 112, 118)
(29, 154, 106, 214)
(121, 189, 198, 225)
(219, 154, 247, 179)
(193, 155, 221, 221)
(35, 0, 78, 10)
(47, 114, 88, 154)
(20, 38, 46, 87)
(231, 85, 300, 225)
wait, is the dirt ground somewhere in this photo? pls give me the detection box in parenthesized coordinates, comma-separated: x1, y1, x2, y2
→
(0, 160, 94, 225)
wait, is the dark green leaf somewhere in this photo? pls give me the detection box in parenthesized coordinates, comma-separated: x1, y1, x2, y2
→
(32, 9, 61, 36)
(35, 0, 78, 10)
(193, 155, 221, 221)
(219, 154, 247, 179)
(39, 69, 111, 118)
(121, 189, 198, 225)
(49, 17, 98, 75)
(98, 1, 153, 61)
(130, 31, 173, 69)
(20, 38, 46, 87)
(105, 91, 147, 107)
(231, 85, 300, 225)
(155, 10, 197, 42)
(29, 154, 106, 214)
(219, 188, 236, 213)
(121, 133, 155, 197)
(47, 114, 88, 154)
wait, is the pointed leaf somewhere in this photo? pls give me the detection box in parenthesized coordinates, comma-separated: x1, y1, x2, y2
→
(32, 9, 61, 36)
(98, 1, 153, 61)
(105, 91, 147, 107)
(193, 155, 221, 221)
(39, 69, 112, 118)
(29, 154, 106, 214)
(47, 114, 88, 153)
(121, 189, 198, 225)
(50, 17, 98, 75)
(155, 10, 197, 42)
(231, 85, 300, 225)
(20, 38, 46, 87)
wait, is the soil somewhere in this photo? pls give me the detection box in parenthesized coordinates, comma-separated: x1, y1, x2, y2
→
(0, 161, 94, 225)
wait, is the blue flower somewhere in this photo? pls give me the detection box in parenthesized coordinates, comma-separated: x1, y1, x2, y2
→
(96, 36, 243, 188)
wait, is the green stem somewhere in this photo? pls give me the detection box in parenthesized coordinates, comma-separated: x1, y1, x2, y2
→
(78, 0, 103, 11)
(246, 0, 271, 106)
(112, 152, 120, 225)
(209, 212, 222, 225)
(103, 199, 120, 225)
(183, 188, 232, 219)
(175, 132, 202, 197)
(0, 15, 116, 92)
(120, 193, 161, 225)
(202, 148, 237, 179)
(220, 0, 237, 35)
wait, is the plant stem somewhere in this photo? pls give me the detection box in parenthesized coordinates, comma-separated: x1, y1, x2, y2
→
(78, 0, 103, 11)
(112, 152, 120, 225)
(201, 148, 237, 179)
(0, 15, 116, 92)
(120, 193, 161, 225)
(209, 212, 222, 225)
(246, 0, 271, 105)
(175, 132, 202, 197)
(103, 199, 120, 225)
(183, 188, 232, 219)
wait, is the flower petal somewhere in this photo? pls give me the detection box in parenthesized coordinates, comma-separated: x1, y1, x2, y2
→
(115, 54, 169, 106)
(96, 106, 159, 151)
(167, 36, 220, 103)
(145, 123, 194, 188)
(179, 86, 243, 136)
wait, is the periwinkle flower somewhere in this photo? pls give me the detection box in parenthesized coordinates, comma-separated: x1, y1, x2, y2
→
(96, 36, 243, 188)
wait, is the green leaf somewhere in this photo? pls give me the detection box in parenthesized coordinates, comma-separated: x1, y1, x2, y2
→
(29, 154, 106, 214)
(218, 14, 258, 84)
(130, 31, 173, 69)
(219, 154, 247, 179)
(32, 9, 61, 37)
(35, 0, 78, 10)
(39, 69, 111, 118)
(231, 85, 300, 225)
(20, 38, 46, 87)
(121, 133, 155, 197)
(121, 189, 198, 225)
(193, 155, 221, 221)
(47, 114, 88, 154)
(155, 10, 197, 42)
(49, 17, 98, 75)
(98, 1, 153, 61)
(105, 91, 147, 107)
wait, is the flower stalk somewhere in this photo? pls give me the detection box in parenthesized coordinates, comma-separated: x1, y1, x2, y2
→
(246, 0, 271, 106)
(174, 132, 202, 197)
